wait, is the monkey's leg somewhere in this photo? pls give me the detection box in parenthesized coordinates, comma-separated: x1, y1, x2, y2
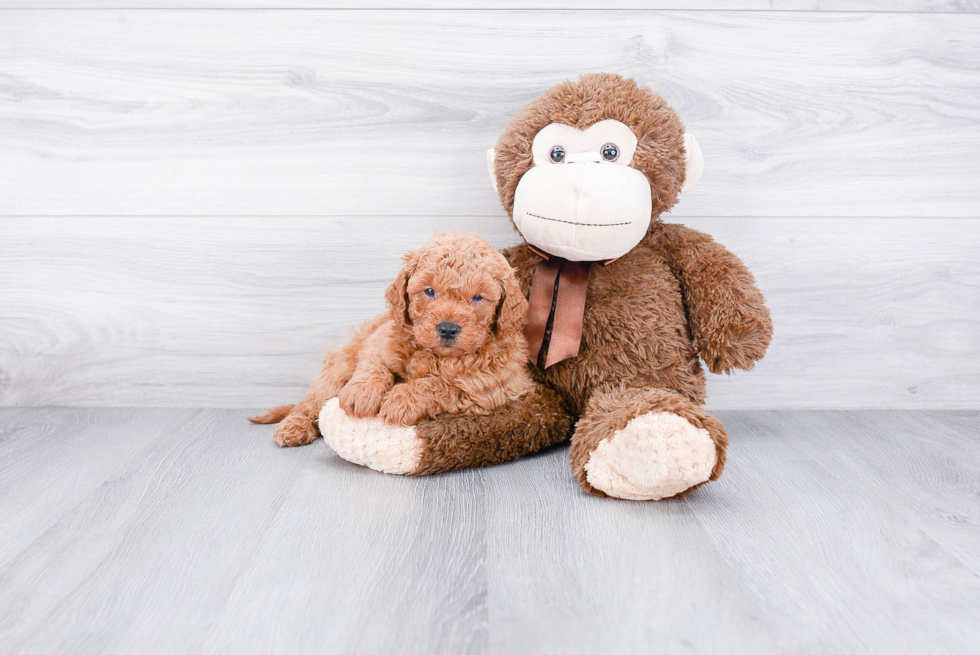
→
(569, 385, 727, 500)
(318, 382, 574, 475)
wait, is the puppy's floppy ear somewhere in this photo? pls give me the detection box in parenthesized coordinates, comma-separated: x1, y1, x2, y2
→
(493, 270, 529, 339)
(386, 250, 419, 328)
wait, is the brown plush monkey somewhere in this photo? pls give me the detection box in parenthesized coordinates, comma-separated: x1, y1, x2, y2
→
(317, 73, 772, 500)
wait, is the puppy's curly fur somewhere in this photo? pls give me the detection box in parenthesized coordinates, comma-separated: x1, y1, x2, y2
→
(250, 232, 533, 447)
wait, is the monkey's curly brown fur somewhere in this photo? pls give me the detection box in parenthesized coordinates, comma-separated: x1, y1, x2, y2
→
(406, 73, 773, 497)
(250, 232, 533, 447)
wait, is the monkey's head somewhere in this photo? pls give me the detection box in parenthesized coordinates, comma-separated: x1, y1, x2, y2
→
(487, 73, 703, 261)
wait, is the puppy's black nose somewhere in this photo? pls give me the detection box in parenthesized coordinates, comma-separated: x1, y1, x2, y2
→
(437, 322, 461, 342)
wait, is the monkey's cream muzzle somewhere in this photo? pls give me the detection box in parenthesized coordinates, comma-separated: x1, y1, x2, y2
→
(488, 119, 703, 262)
(512, 158, 652, 262)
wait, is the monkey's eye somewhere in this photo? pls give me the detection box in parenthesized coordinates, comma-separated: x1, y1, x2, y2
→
(472, 294, 484, 303)
(549, 146, 566, 163)
(423, 288, 435, 298)
(601, 143, 619, 162)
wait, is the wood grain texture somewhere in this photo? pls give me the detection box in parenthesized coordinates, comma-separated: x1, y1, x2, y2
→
(1, 408, 977, 653)
(486, 409, 980, 654)
(3, 216, 978, 409)
(0, 407, 486, 655)
(692, 411, 980, 654)
(1, 11, 978, 217)
(0, 215, 517, 407)
(0, 408, 191, 562)
(484, 449, 783, 654)
(2, 2, 979, 10)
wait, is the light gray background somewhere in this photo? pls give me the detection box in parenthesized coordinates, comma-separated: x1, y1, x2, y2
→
(2, 4, 978, 410)
(2, 5, 979, 655)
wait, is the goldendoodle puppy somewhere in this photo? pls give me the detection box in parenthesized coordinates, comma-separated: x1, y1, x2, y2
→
(250, 232, 533, 447)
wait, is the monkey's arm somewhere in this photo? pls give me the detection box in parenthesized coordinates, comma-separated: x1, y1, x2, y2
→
(318, 379, 573, 475)
(411, 382, 574, 475)
(659, 223, 772, 374)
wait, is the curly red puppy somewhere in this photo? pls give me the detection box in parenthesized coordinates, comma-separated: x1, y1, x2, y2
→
(250, 232, 533, 447)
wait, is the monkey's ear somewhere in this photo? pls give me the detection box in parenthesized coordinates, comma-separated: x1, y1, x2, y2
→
(487, 148, 498, 193)
(680, 132, 704, 194)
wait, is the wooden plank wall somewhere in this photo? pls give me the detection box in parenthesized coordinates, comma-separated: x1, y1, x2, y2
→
(1, 6, 978, 409)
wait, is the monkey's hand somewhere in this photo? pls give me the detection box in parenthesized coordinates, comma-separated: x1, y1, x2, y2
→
(660, 223, 773, 374)
(696, 307, 772, 375)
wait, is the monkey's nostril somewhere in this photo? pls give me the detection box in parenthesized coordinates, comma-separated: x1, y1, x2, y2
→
(437, 322, 461, 342)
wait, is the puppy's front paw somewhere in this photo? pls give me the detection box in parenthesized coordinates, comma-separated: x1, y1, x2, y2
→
(338, 377, 388, 418)
(379, 385, 427, 427)
(274, 413, 318, 447)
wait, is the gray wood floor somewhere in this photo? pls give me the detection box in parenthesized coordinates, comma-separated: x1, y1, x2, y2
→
(1, 409, 977, 654)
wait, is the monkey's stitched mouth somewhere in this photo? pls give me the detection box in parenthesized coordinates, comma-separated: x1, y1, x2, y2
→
(526, 212, 631, 227)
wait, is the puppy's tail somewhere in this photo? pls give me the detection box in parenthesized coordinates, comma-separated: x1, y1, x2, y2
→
(248, 404, 295, 424)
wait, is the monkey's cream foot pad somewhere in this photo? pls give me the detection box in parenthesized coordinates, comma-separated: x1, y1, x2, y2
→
(585, 411, 716, 501)
(318, 398, 423, 475)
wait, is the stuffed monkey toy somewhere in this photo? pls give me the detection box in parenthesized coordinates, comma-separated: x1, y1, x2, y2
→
(317, 73, 772, 500)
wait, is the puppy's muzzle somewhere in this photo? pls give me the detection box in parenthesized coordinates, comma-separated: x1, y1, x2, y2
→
(437, 321, 461, 344)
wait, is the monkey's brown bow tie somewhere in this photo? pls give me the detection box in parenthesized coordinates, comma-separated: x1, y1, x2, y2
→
(524, 247, 617, 369)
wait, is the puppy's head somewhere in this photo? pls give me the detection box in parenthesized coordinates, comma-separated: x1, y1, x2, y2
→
(385, 232, 527, 357)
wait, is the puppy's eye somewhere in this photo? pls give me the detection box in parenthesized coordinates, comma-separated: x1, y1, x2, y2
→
(423, 288, 435, 298)
(601, 143, 619, 162)
(472, 294, 483, 303)
(550, 145, 565, 163)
